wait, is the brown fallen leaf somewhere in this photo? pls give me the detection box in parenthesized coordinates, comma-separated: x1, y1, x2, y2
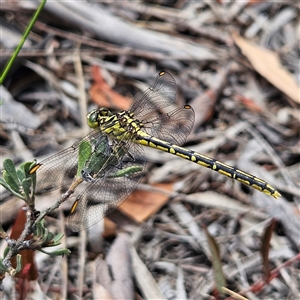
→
(247, 0, 267, 4)
(102, 183, 173, 237)
(190, 65, 230, 129)
(103, 218, 117, 238)
(190, 89, 218, 129)
(203, 225, 226, 295)
(10, 208, 38, 281)
(234, 93, 263, 113)
(119, 183, 173, 223)
(89, 65, 132, 110)
(233, 33, 300, 104)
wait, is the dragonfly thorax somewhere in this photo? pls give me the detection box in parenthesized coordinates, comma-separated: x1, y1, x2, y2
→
(88, 107, 144, 141)
(102, 111, 144, 141)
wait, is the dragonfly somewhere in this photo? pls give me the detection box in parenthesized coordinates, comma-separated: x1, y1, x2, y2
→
(29, 129, 145, 231)
(30, 71, 280, 231)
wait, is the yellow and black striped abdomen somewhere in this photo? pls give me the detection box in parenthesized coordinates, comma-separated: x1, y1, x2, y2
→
(135, 132, 281, 199)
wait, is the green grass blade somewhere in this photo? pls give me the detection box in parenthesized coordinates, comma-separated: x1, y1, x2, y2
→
(0, 0, 47, 85)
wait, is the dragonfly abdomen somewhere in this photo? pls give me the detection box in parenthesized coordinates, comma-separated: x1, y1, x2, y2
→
(135, 133, 280, 199)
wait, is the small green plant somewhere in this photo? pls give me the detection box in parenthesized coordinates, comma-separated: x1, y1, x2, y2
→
(0, 159, 70, 283)
(0, 0, 61, 288)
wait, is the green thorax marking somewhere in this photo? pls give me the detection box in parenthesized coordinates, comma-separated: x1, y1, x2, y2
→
(87, 108, 144, 141)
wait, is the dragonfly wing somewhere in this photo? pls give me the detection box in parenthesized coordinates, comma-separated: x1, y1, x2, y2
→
(67, 144, 146, 232)
(32, 130, 101, 193)
(130, 71, 177, 118)
(144, 105, 195, 145)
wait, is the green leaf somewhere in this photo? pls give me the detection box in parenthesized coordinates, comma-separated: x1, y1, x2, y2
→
(3, 170, 20, 193)
(16, 168, 25, 183)
(22, 161, 35, 175)
(77, 140, 92, 177)
(3, 247, 10, 258)
(3, 171, 20, 194)
(3, 159, 20, 187)
(1, 160, 37, 200)
(43, 230, 55, 245)
(40, 227, 49, 243)
(52, 233, 64, 244)
(17, 161, 34, 181)
(0, 177, 24, 199)
(34, 220, 44, 237)
(39, 248, 71, 256)
(20, 161, 37, 195)
(21, 177, 33, 200)
(82, 136, 114, 180)
(15, 254, 22, 274)
(0, 177, 13, 192)
(0, 258, 8, 272)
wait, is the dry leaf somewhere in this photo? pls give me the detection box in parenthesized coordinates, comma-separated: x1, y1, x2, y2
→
(190, 64, 230, 129)
(234, 94, 263, 113)
(103, 218, 117, 238)
(203, 225, 226, 294)
(119, 183, 173, 223)
(190, 89, 218, 128)
(89, 66, 132, 110)
(93, 283, 114, 300)
(261, 218, 277, 282)
(10, 208, 38, 281)
(233, 33, 300, 103)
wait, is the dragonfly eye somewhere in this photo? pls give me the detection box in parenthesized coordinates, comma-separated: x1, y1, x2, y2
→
(87, 110, 99, 128)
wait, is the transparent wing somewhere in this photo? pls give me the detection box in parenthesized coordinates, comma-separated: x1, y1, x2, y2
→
(67, 143, 146, 231)
(32, 130, 101, 194)
(130, 71, 177, 118)
(143, 105, 195, 145)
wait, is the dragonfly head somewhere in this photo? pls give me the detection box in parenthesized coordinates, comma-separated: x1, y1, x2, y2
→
(87, 108, 112, 128)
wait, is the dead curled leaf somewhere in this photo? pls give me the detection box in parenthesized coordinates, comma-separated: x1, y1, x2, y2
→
(233, 33, 300, 104)
(119, 183, 173, 223)
(89, 65, 132, 110)
(10, 208, 38, 281)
